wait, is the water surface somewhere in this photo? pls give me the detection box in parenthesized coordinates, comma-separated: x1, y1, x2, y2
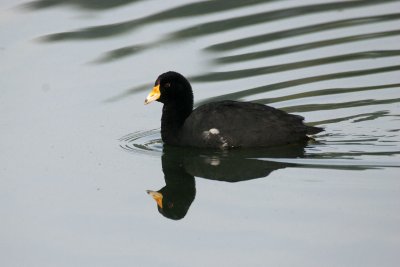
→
(1, 0, 400, 266)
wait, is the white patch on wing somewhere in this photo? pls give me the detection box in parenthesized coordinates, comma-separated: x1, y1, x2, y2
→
(202, 128, 229, 149)
(202, 128, 220, 140)
(209, 128, 220, 135)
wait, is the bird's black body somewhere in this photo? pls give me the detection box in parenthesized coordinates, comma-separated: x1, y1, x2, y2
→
(145, 71, 323, 149)
(180, 100, 321, 148)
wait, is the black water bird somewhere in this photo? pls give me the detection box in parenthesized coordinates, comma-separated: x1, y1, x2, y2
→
(145, 71, 323, 149)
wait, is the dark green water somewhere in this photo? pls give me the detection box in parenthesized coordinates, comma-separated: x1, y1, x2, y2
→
(1, 1, 399, 266)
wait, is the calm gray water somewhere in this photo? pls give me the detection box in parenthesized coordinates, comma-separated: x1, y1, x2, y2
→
(1, 0, 400, 266)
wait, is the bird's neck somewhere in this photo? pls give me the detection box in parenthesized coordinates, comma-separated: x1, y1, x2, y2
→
(161, 103, 192, 145)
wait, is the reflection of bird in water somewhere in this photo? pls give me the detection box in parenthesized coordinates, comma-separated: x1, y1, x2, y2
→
(147, 148, 196, 220)
(182, 144, 306, 182)
(145, 71, 323, 149)
(147, 144, 307, 220)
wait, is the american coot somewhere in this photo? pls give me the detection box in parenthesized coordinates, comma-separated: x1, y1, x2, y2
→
(145, 71, 323, 149)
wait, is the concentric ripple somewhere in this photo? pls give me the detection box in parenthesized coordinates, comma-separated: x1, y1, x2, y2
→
(119, 129, 163, 156)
